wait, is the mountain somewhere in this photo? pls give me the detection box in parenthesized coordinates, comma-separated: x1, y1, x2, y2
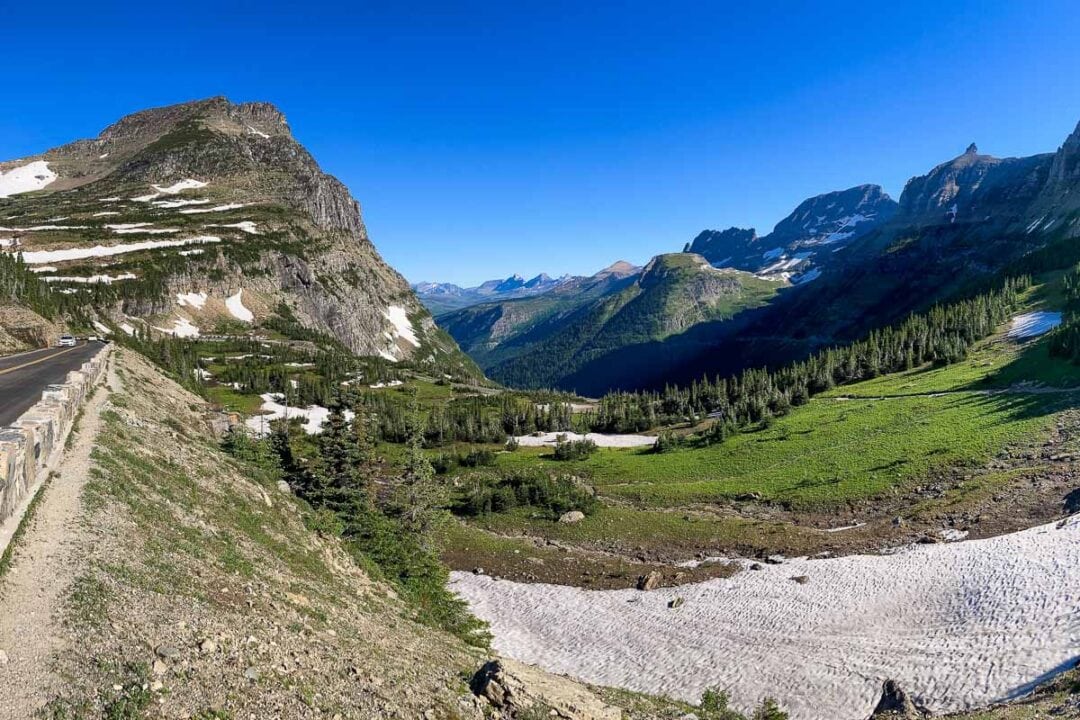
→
(413, 271, 575, 315)
(642, 130, 1080, 389)
(0, 97, 478, 376)
(685, 184, 898, 283)
(440, 253, 781, 391)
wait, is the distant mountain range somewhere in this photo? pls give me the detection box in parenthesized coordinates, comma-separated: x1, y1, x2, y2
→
(426, 120, 1080, 394)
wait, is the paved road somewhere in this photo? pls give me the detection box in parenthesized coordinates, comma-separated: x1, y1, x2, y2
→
(0, 343, 106, 427)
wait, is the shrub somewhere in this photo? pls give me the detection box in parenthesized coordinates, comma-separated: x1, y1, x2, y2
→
(652, 430, 682, 453)
(453, 469, 597, 519)
(552, 434, 597, 461)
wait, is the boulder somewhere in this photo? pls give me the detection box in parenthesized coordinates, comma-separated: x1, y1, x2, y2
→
(471, 658, 621, 719)
(636, 570, 662, 591)
(559, 510, 586, 524)
(869, 679, 925, 718)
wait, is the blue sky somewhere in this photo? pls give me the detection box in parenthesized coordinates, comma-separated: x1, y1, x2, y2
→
(3, 1, 1080, 285)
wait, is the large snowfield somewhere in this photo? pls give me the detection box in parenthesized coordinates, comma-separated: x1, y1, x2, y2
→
(0, 160, 57, 198)
(451, 514, 1080, 720)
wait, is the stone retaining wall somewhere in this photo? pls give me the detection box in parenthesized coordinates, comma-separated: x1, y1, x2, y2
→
(0, 346, 111, 524)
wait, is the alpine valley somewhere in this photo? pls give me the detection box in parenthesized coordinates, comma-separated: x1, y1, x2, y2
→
(2, 95, 1080, 720)
(427, 134, 1080, 394)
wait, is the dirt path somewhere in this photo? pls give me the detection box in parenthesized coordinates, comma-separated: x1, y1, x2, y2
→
(0, 357, 113, 718)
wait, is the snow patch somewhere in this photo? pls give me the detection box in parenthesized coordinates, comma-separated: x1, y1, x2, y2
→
(226, 290, 254, 322)
(19, 235, 221, 264)
(177, 292, 208, 309)
(1007, 311, 1062, 339)
(179, 203, 246, 215)
(154, 316, 200, 338)
(152, 198, 210, 209)
(152, 179, 207, 194)
(211, 221, 258, 234)
(384, 305, 419, 348)
(0, 161, 57, 198)
(513, 431, 656, 448)
(247, 125, 270, 139)
(245, 393, 355, 436)
(44, 273, 136, 284)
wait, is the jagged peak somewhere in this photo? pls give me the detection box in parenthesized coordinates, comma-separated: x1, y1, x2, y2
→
(965, 142, 979, 155)
(97, 96, 290, 146)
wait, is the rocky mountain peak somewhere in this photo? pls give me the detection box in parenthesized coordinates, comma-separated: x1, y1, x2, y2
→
(965, 142, 979, 155)
(594, 260, 640, 278)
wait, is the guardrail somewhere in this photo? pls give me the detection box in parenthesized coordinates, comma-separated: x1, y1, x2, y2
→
(0, 345, 111, 525)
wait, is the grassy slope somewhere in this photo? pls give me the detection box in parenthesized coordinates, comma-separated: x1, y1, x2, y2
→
(45, 349, 693, 719)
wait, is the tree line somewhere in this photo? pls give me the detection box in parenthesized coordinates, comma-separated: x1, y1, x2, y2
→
(1049, 263, 1080, 364)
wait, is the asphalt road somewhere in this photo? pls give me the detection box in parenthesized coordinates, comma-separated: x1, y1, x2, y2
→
(0, 343, 106, 427)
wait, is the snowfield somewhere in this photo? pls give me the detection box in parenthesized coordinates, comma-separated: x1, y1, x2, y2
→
(451, 514, 1080, 720)
(1007, 311, 1062, 339)
(44, 273, 136, 284)
(226, 290, 254, 322)
(19, 235, 221, 264)
(0, 160, 57, 198)
(513, 431, 657, 448)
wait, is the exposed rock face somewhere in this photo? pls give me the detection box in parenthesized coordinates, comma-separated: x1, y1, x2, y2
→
(897, 145, 1052, 225)
(685, 185, 897, 282)
(1047, 120, 1080, 185)
(0, 305, 61, 349)
(0, 97, 477, 374)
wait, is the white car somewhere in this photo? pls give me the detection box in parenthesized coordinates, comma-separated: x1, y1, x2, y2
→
(58, 335, 77, 347)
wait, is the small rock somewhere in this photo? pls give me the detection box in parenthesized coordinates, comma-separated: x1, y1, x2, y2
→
(199, 638, 217, 654)
(749, 563, 763, 571)
(150, 680, 164, 692)
(473, 567, 485, 575)
(791, 575, 809, 585)
(0, 650, 8, 665)
(892, 516, 904, 527)
(636, 570, 662, 591)
(276, 480, 292, 495)
(558, 510, 585, 524)
(668, 597, 684, 609)
(155, 645, 180, 660)
(244, 666, 260, 681)
(152, 660, 167, 676)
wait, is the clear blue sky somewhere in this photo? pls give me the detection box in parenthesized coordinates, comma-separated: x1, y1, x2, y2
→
(3, 1, 1080, 285)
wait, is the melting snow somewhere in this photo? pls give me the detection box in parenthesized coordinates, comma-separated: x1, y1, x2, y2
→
(177, 291, 208, 309)
(245, 393, 354, 436)
(152, 179, 207, 194)
(513, 431, 656, 448)
(19, 235, 221, 264)
(92, 320, 111, 335)
(762, 247, 785, 261)
(179, 203, 246, 215)
(119, 322, 136, 336)
(795, 267, 822, 284)
(368, 380, 404, 389)
(452, 513, 1080, 720)
(0, 160, 58, 198)
(92, 211, 121, 217)
(1007, 311, 1062, 339)
(152, 198, 211, 209)
(226, 290, 254, 322)
(212, 221, 258, 235)
(384, 305, 419, 347)
(155, 316, 200, 338)
(44, 273, 136, 284)
(247, 125, 270, 139)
